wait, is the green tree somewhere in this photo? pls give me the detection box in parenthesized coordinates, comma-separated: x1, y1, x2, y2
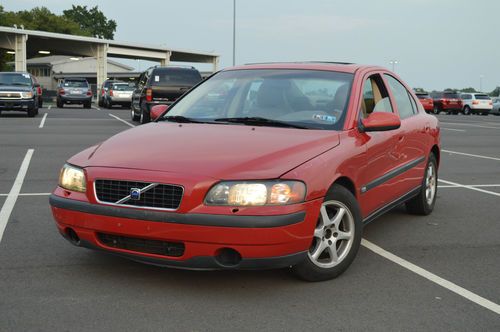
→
(63, 5, 116, 39)
(489, 87, 500, 97)
(413, 87, 426, 93)
(459, 87, 477, 93)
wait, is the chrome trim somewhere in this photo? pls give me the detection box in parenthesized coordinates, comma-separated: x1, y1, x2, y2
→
(0, 91, 23, 100)
(115, 183, 159, 204)
(93, 179, 184, 212)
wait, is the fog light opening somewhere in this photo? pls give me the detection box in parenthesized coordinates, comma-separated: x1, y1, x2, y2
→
(66, 228, 81, 246)
(215, 248, 242, 267)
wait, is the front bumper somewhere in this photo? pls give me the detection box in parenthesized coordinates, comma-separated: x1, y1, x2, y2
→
(49, 193, 321, 270)
(0, 98, 35, 111)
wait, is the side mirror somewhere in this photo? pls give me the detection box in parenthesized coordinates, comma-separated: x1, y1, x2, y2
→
(359, 112, 401, 133)
(150, 104, 169, 121)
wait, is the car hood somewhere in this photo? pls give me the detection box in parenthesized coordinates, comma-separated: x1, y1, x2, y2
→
(0, 85, 31, 92)
(69, 122, 340, 179)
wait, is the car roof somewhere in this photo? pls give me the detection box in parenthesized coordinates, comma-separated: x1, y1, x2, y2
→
(63, 77, 87, 81)
(223, 62, 378, 74)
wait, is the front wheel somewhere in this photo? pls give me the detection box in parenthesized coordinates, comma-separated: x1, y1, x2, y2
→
(139, 103, 150, 124)
(406, 154, 438, 215)
(292, 185, 362, 282)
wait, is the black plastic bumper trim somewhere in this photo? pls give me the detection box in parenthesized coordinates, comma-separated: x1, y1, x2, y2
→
(50, 194, 306, 228)
(77, 239, 307, 270)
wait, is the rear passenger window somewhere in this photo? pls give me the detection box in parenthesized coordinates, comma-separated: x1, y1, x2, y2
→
(384, 75, 416, 119)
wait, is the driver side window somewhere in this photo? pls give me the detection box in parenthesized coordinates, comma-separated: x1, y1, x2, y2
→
(360, 74, 393, 119)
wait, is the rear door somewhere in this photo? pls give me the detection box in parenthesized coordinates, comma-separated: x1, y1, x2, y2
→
(383, 74, 427, 198)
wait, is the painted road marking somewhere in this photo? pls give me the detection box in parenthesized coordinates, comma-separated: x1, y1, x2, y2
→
(439, 184, 500, 189)
(38, 113, 48, 128)
(109, 113, 136, 128)
(361, 239, 500, 315)
(442, 149, 500, 161)
(441, 128, 466, 132)
(47, 105, 52, 110)
(0, 149, 34, 243)
(439, 179, 500, 197)
(0, 193, 51, 197)
(92, 106, 101, 111)
(439, 122, 500, 130)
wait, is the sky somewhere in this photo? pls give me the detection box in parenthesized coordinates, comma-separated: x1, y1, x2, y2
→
(2, 0, 499, 92)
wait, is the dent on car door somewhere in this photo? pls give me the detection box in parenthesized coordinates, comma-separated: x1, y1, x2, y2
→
(356, 73, 401, 216)
(383, 74, 427, 197)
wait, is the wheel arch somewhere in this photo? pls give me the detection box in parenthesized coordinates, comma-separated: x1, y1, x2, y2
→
(430, 145, 440, 166)
(328, 176, 357, 199)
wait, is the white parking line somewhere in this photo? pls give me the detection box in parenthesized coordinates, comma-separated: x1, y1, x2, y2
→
(442, 149, 500, 161)
(38, 113, 48, 128)
(439, 184, 500, 189)
(92, 106, 101, 111)
(361, 239, 500, 315)
(109, 114, 136, 128)
(47, 105, 52, 110)
(439, 179, 500, 197)
(0, 193, 51, 197)
(0, 149, 34, 243)
(439, 122, 500, 130)
(441, 128, 466, 132)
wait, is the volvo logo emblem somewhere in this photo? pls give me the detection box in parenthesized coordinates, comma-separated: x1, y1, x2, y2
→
(130, 188, 141, 200)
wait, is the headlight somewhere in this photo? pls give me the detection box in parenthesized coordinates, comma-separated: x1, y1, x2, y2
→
(58, 164, 86, 192)
(205, 181, 306, 206)
(21, 91, 33, 99)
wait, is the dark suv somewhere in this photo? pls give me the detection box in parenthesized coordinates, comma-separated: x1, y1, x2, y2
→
(430, 91, 462, 114)
(57, 78, 92, 108)
(131, 66, 202, 123)
(0, 72, 39, 117)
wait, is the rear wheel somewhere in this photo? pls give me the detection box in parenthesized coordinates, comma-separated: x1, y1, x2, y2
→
(406, 154, 438, 215)
(139, 102, 150, 124)
(463, 106, 471, 115)
(57, 99, 63, 108)
(292, 185, 362, 282)
(84, 102, 91, 109)
(433, 105, 440, 114)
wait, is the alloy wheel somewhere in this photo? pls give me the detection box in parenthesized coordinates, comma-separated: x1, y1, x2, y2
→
(425, 162, 437, 205)
(308, 200, 355, 268)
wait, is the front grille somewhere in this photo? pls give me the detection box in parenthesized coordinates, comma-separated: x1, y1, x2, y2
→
(94, 179, 183, 210)
(97, 233, 185, 257)
(0, 92, 22, 99)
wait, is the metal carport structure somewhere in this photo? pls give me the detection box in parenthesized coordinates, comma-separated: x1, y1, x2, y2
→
(0, 26, 220, 88)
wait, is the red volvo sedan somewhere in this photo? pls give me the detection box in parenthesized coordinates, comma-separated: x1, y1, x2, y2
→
(50, 62, 440, 281)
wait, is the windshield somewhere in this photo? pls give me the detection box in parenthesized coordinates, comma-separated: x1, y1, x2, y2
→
(0, 73, 32, 86)
(443, 93, 459, 99)
(163, 69, 354, 130)
(63, 80, 88, 88)
(151, 69, 202, 86)
(112, 83, 134, 91)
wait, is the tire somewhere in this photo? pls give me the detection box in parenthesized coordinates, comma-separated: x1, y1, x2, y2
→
(292, 185, 362, 282)
(84, 102, 91, 109)
(433, 105, 440, 114)
(56, 99, 63, 108)
(98, 98, 103, 107)
(38, 99, 43, 108)
(481, 112, 488, 116)
(27, 108, 36, 117)
(406, 154, 438, 215)
(139, 102, 150, 124)
(463, 106, 471, 115)
(130, 106, 140, 121)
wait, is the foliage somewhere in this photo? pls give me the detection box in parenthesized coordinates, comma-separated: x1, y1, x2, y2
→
(63, 5, 117, 39)
(489, 87, 500, 97)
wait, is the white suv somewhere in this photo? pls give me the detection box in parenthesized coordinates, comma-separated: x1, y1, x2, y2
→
(460, 93, 493, 115)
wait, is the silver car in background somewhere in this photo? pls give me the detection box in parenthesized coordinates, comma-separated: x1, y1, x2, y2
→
(103, 82, 134, 109)
(491, 97, 500, 116)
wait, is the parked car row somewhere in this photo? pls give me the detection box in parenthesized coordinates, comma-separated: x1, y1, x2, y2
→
(0, 71, 41, 117)
(416, 91, 496, 116)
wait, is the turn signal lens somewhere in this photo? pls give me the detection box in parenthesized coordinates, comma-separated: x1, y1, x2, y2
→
(146, 88, 152, 102)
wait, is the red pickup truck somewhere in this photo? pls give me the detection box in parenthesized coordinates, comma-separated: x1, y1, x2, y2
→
(430, 91, 462, 114)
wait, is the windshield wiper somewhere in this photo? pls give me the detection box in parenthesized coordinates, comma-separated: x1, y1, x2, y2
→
(160, 115, 204, 123)
(214, 117, 309, 129)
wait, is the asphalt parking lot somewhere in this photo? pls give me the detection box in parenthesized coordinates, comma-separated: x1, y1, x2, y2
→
(0, 106, 499, 331)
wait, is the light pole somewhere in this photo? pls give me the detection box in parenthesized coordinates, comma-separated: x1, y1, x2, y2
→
(479, 75, 484, 92)
(389, 60, 398, 72)
(232, 0, 236, 66)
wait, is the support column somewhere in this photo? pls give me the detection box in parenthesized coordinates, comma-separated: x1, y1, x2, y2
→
(96, 43, 108, 91)
(212, 56, 220, 72)
(14, 34, 27, 72)
(160, 51, 171, 67)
